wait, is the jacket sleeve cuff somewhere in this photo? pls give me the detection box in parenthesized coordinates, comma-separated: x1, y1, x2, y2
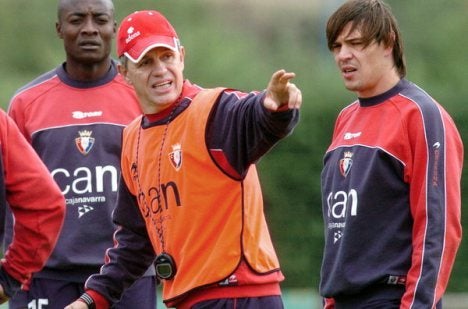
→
(0, 264, 22, 297)
(81, 290, 110, 309)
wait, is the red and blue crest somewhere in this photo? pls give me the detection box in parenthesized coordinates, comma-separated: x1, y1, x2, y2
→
(75, 130, 95, 155)
(169, 143, 182, 171)
(339, 151, 353, 177)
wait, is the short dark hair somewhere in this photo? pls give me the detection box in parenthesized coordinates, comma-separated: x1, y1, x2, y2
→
(326, 0, 406, 77)
(57, 0, 115, 21)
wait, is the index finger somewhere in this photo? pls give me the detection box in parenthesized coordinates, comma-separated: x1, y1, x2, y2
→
(271, 70, 296, 87)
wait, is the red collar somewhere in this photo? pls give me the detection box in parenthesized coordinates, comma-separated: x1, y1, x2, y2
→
(145, 80, 201, 122)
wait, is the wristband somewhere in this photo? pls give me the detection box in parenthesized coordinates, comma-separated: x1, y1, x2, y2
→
(79, 293, 96, 309)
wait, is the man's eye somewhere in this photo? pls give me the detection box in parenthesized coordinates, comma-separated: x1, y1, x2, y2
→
(138, 59, 151, 67)
(69, 19, 82, 25)
(96, 18, 110, 24)
(162, 53, 174, 61)
(331, 44, 341, 51)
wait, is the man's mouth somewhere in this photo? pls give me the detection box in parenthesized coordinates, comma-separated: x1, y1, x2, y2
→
(152, 81, 172, 89)
(79, 41, 100, 49)
(341, 65, 357, 79)
(341, 66, 357, 74)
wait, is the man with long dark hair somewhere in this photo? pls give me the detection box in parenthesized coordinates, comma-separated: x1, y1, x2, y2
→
(320, 0, 463, 307)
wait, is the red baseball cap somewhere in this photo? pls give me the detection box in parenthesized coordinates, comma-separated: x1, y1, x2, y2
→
(117, 10, 180, 63)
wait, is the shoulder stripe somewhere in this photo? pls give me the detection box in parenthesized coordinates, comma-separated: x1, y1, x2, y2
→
(399, 86, 447, 307)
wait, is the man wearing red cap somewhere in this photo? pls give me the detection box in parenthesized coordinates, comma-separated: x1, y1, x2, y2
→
(66, 9, 302, 309)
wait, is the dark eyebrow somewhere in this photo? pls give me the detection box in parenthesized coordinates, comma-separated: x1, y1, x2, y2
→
(346, 37, 363, 43)
(71, 11, 110, 16)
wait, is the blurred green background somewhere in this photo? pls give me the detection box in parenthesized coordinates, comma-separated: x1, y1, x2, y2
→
(0, 0, 467, 307)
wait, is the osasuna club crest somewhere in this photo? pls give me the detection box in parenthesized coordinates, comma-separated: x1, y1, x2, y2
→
(169, 143, 182, 171)
(75, 130, 95, 155)
(339, 151, 353, 177)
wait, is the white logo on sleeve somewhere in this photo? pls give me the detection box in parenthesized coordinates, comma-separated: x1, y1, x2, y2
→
(344, 132, 361, 140)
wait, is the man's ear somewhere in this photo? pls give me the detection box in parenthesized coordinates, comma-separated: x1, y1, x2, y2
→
(385, 31, 396, 56)
(112, 20, 117, 38)
(179, 46, 185, 71)
(56, 21, 63, 39)
(118, 63, 132, 85)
